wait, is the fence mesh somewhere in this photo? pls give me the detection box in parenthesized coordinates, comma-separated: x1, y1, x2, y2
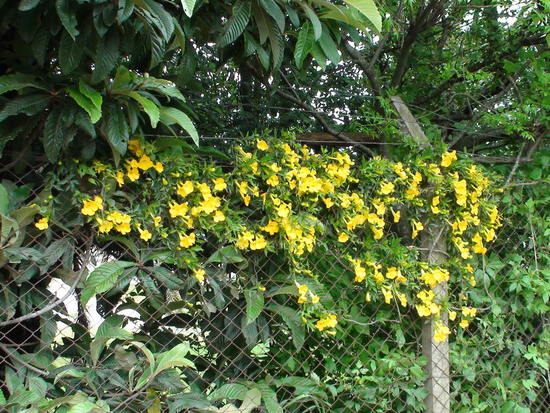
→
(0, 141, 548, 413)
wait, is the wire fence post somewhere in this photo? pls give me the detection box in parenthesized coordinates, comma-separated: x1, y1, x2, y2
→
(390, 95, 450, 413)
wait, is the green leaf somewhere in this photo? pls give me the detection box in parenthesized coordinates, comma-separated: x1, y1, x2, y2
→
(56, 0, 79, 39)
(66, 87, 101, 124)
(267, 304, 305, 351)
(153, 342, 195, 376)
(42, 106, 66, 162)
(343, 0, 382, 32)
(67, 401, 98, 413)
(90, 315, 133, 364)
(267, 21, 284, 69)
(0, 184, 9, 215)
(218, 1, 251, 48)
(207, 246, 246, 264)
(255, 383, 282, 413)
(260, 0, 285, 32)
(91, 30, 121, 83)
(104, 102, 130, 155)
(294, 22, 314, 68)
(208, 384, 249, 401)
(18, 0, 41, 11)
(245, 289, 264, 325)
(0, 94, 50, 122)
(302, 4, 322, 40)
(58, 30, 84, 74)
(118, 91, 160, 128)
(81, 260, 135, 306)
(0, 74, 40, 95)
(180, 0, 196, 17)
(159, 107, 199, 145)
(318, 25, 340, 65)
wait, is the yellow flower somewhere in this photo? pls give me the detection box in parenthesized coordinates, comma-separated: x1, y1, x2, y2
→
(391, 209, 401, 223)
(115, 171, 125, 186)
(128, 139, 144, 156)
(297, 284, 309, 296)
(169, 201, 189, 218)
(315, 314, 337, 332)
(106, 211, 131, 224)
(461, 306, 477, 317)
(179, 232, 196, 248)
(433, 321, 450, 343)
(322, 197, 334, 208)
(212, 178, 227, 191)
(256, 139, 269, 150)
(441, 150, 457, 167)
(153, 162, 164, 173)
(266, 175, 280, 186)
(276, 202, 291, 218)
(416, 305, 431, 317)
(453, 179, 467, 206)
(127, 167, 140, 182)
(393, 162, 408, 180)
(200, 195, 221, 214)
(115, 222, 131, 234)
(81, 196, 103, 216)
(354, 263, 366, 282)
(431, 196, 441, 214)
(194, 268, 206, 284)
(396, 292, 407, 307)
(405, 183, 420, 199)
(138, 228, 152, 241)
(177, 180, 194, 198)
(411, 220, 424, 239)
(213, 210, 225, 222)
(311, 294, 320, 304)
(152, 216, 162, 227)
(250, 234, 268, 250)
(449, 310, 457, 321)
(459, 319, 470, 329)
(382, 288, 392, 304)
(96, 218, 113, 233)
(471, 233, 487, 254)
(372, 227, 384, 240)
(379, 181, 395, 195)
(35, 217, 49, 230)
(338, 232, 349, 243)
(269, 162, 281, 173)
(236, 231, 254, 249)
(137, 155, 154, 170)
(260, 220, 279, 235)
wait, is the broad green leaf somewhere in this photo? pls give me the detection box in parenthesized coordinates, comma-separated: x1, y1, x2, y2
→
(66, 87, 101, 124)
(81, 260, 135, 305)
(0, 184, 9, 215)
(148, 398, 161, 413)
(267, 304, 305, 351)
(302, 3, 322, 40)
(118, 90, 160, 128)
(159, 106, 199, 145)
(58, 30, 84, 74)
(153, 342, 195, 376)
(90, 315, 133, 364)
(267, 21, 284, 69)
(244, 289, 264, 325)
(56, 0, 79, 39)
(207, 246, 246, 264)
(218, 1, 251, 48)
(144, 0, 175, 41)
(0, 74, 40, 95)
(343, 0, 382, 32)
(104, 102, 130, 155)
(309, 43, 327, 69)
(18, 0, 41, 11)
(260, 0, 285, 32)
(255, 383, 282, 413)
(318, 26, 340, 65)
(0, 388, 5, 405)
(180, 0, 196, 17)
(67, 401, 98, 413)
(239, 388, 262, 413)
(42, 106, 66, 162)
(0, 94, 50, 122)
(146, 266, 185, 289)
(294, 22, 314, 68)
(208, 383, 249, 401)
(91, 30, 121, 83)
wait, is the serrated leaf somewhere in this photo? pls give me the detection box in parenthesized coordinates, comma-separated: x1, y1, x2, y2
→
(318, 26, 340, 65)
(245, 290, 264, 325)
(42, 106, 66, 162)
(180, 0, 196, 17)
(0, 184, 9, 215)
(0, 94, 50, 122)
(218, 1, 251, 48)
(294, 22, 314, 68)
(343, 0, 382, 32)
(90, 315, 133, 364)
(267, 22, 284, 69)
(56, 0, 79, 39)
(260, 0, 284, 32)
(67, 401, 98, 413)
(153, 342, 195, 376)
(81, 260, 134, 306)
(67, 87, 101, 124)
(118, 90, 160, 128)
(255, 383, 282, 413)
(208, 383, 249, 401)
(92, 29, 120, 83)
(58, 30, 84, 74)
(267, 304, 305, 351)
(104, 102, 130, 155)
(0, 74, 40, 95)
(302, 3, 322, 40)
(159, 106, 199, 145)
(19, 0, 41, 11)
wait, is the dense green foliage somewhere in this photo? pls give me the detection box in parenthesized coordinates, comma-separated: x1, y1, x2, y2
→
(0, 0, 548, 412)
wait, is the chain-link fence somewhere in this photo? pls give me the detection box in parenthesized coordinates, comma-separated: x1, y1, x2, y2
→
(1, 140, 548, 413)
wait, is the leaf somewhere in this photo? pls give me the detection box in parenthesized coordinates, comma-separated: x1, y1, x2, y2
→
(42, 106, 66, 162)
(58, 30, 84, 74)
(90, 315, 133, 364)
(67, 401, 98, 413)
(56, 0, 79, 39)
(18, 0, 41, 11)
(153, 342, 195, 376)
(260, 0, 285, 32)
(343, 0, 382, 32)
(104, 102, 130, 155)
(244, 289, 264, 325)
(267, 304, 305, 351)
(294, 22, 314, 68)
(318, 26, 340, 65)
(91, 29, 121, 83)
(255, 383, 282, 413)
(81, 260, 135, 306)
(118, 91, 160, 128)
(302, 3, 322, 40)
(147, 266, 185, 289)
(207, 246, 246, 264)
(180, 0, 196, 17)
(0, 74, 40, 95)
(0, 94, 50, 122)
(159, 107, 199, 145)
(0, 184, 9, 215)
(168, 393, 211, 412)
(208, 384, 249, 401)
(267, 22, 284, 69)
(218, 1, 251, 48)
(66, 87, 101, 124)
(239, 388, 262, 413)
